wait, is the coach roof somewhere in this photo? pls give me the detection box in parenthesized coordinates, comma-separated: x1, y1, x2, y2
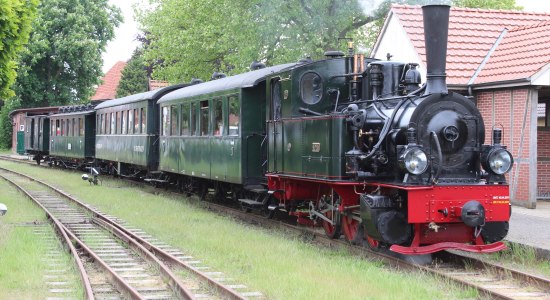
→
(95, 83, 188, 110)
(158, 63, 297, 103)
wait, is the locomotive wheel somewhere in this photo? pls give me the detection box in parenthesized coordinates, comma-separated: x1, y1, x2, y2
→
(322, 209, 341, 239)
(342, 215, 363, 245)
(365, 234, 381, 250)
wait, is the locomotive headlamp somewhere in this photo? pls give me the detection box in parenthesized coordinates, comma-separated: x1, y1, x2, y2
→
(401, 147, 428, 175)
(486, 148, 513, 175)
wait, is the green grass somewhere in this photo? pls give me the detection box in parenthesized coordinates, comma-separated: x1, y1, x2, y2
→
(487, 241, 550, 278)
(0, 160, 476, 299)
(0, 178, 82, 299)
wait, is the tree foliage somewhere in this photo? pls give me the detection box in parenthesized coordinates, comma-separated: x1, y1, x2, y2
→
(13, 0, 122, 108)
(452, 0, 521, 9)
(138, 0, 371, 83)
(116, 49, 149, 98)
(0, 0, 38, 100)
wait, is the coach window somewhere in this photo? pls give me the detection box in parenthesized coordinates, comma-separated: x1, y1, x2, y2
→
(228, 96, 240, 136)
(181, 103, 189, 135)
(56, 120, 61, 136)
(162, 106, 169, 136)
(79, 118, 84, 136)
(213, 99, 223, 136)
(190, 103, 196, 136)
(170, 105, 178, 135)
(200, 100, 209, 136)
(128, 110, 134, 134)
(61, 119, 65, 136)
(141, 107, 146, 134)
(111, 112, 116, 135)
(133, 109, 139, 134)
(121, 111, 127, 134)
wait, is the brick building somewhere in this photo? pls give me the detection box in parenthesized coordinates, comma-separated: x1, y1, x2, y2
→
(372, 5, 550, 208)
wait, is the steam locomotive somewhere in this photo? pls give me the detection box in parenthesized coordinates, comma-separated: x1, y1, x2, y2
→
(23, 5, 512, 255)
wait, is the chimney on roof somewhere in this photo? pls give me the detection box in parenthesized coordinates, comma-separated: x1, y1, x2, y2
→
(422, 4, 450, 95)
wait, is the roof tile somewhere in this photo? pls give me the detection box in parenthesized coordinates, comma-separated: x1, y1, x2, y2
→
(91, 61, 127, 101)
(391, 5, 550, 85)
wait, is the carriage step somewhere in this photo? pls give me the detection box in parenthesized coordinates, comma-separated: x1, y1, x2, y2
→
(238, 199, 264, 207)
(144, 178, 169, 183)
(268, 189, 285, 195)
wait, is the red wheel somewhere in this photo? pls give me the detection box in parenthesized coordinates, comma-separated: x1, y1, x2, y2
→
(365, 233, 380, 250)
(322, 209, 341, 239)
(342, 214, 363, 244)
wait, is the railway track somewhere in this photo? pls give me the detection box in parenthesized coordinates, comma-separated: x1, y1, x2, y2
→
(200, 201, 550, 300)
(2, 155, 550, 299)
(0, 165, 262, 300)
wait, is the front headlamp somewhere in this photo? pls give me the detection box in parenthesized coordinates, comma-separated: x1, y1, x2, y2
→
(401, 147, 428, 175)
(486, 148, 513, 175)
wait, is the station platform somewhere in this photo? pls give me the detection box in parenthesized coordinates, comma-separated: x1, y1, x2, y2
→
(507, 200, 550, 257)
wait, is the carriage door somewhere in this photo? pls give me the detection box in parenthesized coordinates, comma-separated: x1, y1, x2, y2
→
(30, 118, 36, 149)
(268, 78, 283, 172)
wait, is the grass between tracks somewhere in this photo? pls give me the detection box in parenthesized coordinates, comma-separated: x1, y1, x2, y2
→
(0, 177, 83, 299)
(0, 160, 477, 300)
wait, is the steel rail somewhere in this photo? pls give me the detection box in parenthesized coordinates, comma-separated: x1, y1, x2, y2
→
(0, 163, 246, 300)
(202, 201, 548, 300)
(93, 217, 197, 299)
(0, 169, 95, 300)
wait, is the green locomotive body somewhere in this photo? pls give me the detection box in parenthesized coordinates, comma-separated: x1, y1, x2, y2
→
(265, 57, 355, 180)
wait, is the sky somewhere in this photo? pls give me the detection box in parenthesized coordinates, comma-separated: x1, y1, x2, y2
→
(102, 0, 550, 73)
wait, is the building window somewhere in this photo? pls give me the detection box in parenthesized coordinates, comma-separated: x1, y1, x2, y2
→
(538, 102, 549, 127)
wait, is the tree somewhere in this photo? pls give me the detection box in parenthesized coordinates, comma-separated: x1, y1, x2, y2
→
(453, 0, 521, 9)
(0, 0, 38, 100)
(12, 0, 122, 108)
(116, 49, 149, 98)
(137, 0, 372, 83)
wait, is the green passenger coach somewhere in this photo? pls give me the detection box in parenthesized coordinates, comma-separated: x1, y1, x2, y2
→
(94, 85, 186, 176)
(49, 106, 96, 168)
(157, 64, 296, 193)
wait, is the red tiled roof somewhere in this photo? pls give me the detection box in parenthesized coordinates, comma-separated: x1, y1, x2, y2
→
(391, 5, 550, 85)
(475, 21, 550, 84)
(91, 61, 127, 101)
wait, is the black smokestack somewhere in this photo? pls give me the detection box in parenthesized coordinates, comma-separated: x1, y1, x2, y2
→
(422, 5, 450, 95)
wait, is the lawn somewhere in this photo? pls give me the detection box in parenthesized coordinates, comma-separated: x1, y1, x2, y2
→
(0, 160, 475, 299)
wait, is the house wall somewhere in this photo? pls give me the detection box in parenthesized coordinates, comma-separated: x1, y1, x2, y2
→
(371, 13, 427, 80)
(476, 88, 537, 208)
(538, 129, 550, 199)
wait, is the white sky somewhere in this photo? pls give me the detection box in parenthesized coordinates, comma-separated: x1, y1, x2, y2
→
(102, 0, 550, 73)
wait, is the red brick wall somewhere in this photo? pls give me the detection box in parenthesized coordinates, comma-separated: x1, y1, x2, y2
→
(476, 88, 534, 206)
(538, 130, 550, 198)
